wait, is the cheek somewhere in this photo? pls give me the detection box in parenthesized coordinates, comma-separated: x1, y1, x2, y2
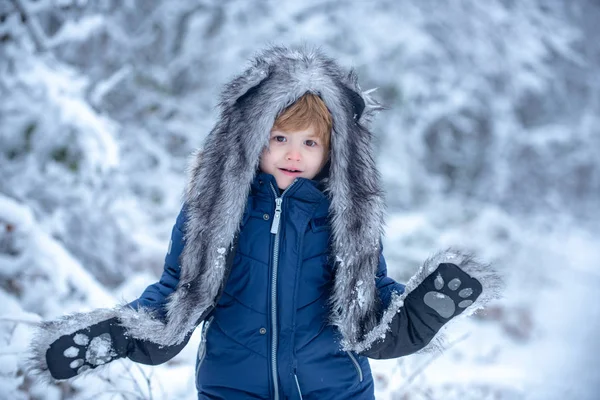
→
(305, 151, 326, 175)
(314, 150, 327, 169)
(259, 148, 275, 170)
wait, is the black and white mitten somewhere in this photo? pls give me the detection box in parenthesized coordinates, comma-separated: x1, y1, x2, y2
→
(362, 252, 501, 360)
(45, 317, 130, 380)
(406, 262, 483, 327)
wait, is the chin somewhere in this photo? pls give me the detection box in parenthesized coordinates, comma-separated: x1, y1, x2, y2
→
(275, 179, 292, 190)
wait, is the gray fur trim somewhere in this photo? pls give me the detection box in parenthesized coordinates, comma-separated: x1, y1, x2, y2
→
(344, 249, 504, 354)
(341, 291, 406, 353)
(153, 45, 388, 347)
(26, 308, 119, 384)
(118, 305, 174, 345)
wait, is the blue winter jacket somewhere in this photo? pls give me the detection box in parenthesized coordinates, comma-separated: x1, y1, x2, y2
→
(130, 172, 405, 399)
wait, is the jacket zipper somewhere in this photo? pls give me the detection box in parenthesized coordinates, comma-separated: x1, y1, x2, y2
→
(268, 180, 296, 400)
(294, 373, 303, 399)
(346, 351, 363, 382)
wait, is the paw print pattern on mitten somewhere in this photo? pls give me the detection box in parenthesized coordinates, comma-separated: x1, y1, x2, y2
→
(59, 332, 117, 375)
(423, 266, 480, 319)
(46, 317, 129, 380)
(62, 333, 88, 372)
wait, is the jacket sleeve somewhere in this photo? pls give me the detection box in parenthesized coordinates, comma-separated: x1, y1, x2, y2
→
(363, 250, 436, 359)
(361, 247, 487, 360)
(124, 204, 193, 365)
(373, 251, 406, 313)
(31, 205, 194, 382)
(361, 248, 430, 359)
(127, 204, 187, 320)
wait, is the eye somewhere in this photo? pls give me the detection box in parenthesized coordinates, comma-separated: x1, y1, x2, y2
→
(273, 135, 287, 143)
(305, 140, 318, 147)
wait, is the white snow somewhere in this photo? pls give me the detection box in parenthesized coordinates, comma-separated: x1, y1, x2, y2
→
(47, 15, 105, 48)
(73, 333, 89, 346)
(85, 334, 115, 366)
(63, 347, 79, 358)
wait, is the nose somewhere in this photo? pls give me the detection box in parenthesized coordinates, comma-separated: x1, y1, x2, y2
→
(285, 147, 301, 161)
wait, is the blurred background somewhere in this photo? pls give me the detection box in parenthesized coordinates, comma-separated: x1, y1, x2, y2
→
(1, 0, 599, 399)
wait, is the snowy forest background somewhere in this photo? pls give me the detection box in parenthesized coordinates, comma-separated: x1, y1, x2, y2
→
(1, 0, 599, 399)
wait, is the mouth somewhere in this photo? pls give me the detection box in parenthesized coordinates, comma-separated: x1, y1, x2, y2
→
(279, 167, 303, 176)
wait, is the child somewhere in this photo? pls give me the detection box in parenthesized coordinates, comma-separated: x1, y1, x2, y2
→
(29, 46, 502, 399)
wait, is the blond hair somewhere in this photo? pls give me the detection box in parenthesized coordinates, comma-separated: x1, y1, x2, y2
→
(273, 93, 332, 151)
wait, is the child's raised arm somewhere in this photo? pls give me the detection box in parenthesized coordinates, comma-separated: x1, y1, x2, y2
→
(27, 205, 194, 382)
(360, 249, 502, 359)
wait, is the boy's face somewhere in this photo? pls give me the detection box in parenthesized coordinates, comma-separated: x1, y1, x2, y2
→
(259, 125, 328, 190)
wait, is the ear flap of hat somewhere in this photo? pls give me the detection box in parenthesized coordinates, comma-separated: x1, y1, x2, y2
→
(345, 69, 384, 125)
(341, 85, 366, 121)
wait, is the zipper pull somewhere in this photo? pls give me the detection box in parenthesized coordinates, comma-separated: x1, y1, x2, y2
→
(270, 198, 282, 235)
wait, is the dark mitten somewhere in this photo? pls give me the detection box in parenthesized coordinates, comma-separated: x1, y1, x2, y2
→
(405, 262, 482, 330)
(45, 317, 131, 380)
(363, 262, 483, 359)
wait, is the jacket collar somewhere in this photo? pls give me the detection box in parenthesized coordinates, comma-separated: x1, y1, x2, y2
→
(251, 172, 328, 205)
